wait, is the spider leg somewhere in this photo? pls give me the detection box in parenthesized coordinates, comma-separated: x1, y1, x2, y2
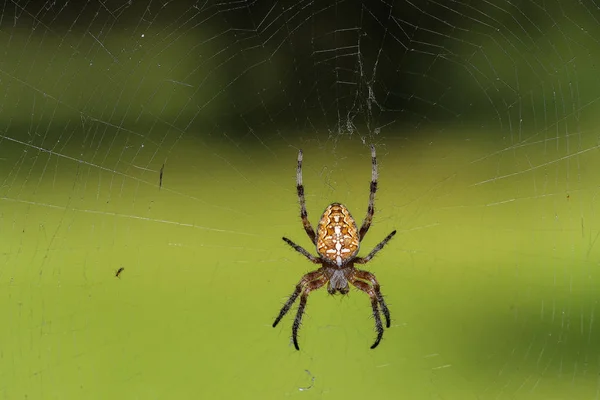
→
(354, 270, 390, 328)
(292, 275, 328, 350)
(355, 230, 396, 264)
(351, 279, 385, 349)
(273, 270, 323, 329)
(282, 237, 321, 263)
(359, 145, 378, 240)
(296, 149, 317, 244)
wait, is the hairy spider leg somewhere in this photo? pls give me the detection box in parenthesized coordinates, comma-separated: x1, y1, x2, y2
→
(351, 279, 385, 349)
(296, 150, 317, 244)
(359, 145, 378, 240)
(355, 230, 397, 264)
(282, 237, 321, 263)
(354, 269, 390, 328)
(273, 270, 324, 329)
(292, 275, 328, 350)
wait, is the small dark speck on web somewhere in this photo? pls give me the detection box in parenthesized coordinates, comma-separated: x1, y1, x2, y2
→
(159, 163, 165, 189)
(115, 267, 124, 278)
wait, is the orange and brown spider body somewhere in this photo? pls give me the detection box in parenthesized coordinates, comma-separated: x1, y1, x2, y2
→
(273, 145, 397, 350)
(316, 203, 360, 266)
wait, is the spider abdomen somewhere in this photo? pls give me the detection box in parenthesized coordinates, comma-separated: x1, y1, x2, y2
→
(316, 203, 360, 266)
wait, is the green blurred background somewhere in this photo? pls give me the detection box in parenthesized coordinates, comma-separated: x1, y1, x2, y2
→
(2, 1, 600, 399)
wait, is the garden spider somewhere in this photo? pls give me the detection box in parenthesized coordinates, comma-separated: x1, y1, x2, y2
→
(273, 145, 396, 350)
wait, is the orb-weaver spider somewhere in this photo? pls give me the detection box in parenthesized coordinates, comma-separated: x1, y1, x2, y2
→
(273, 145, 396, 350)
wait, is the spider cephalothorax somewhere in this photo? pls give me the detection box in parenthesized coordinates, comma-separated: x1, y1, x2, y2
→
(273, 145, 396, 350)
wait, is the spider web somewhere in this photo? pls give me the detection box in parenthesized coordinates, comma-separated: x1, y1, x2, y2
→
(1, 0, 599, 398)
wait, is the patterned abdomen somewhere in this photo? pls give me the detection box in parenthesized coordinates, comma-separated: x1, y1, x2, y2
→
(316, 203, 360, 266)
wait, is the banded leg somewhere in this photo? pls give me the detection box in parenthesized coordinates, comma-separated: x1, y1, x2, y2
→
(296, 149, 317, 244)
(292, 275, 328, 350)
(282, 237, 321, 263)
(273, 269, 323, 328)
(351, 279, 385, 349)
(355, 230, 396, 264)
(359, 145, 378, 240)
(354, 269, 390, 328)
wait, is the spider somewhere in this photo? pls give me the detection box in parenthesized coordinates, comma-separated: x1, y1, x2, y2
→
(273, 145, 396, 350)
